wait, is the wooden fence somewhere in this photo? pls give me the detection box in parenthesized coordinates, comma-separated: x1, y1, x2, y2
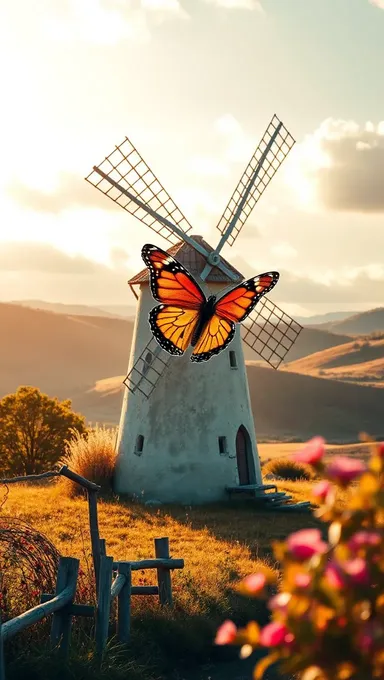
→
(0, 467, 185, 678)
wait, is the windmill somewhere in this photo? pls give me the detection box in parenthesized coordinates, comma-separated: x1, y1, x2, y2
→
(86, 115, 304, 506)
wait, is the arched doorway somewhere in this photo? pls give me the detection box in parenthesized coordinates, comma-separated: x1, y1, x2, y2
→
(236, 426, 255, 486)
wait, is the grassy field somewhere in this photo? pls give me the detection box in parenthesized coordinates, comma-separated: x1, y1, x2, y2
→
(0, 442, 361, 680)
(1, 479, 320, 679)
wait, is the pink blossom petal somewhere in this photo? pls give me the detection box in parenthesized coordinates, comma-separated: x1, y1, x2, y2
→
(293, 437, 325, 465)
(215, 620, 237, 645)
(294, 572, 311, 588)
(312, 480, 332, 501)
(242, 572, 267, 594)
(268, 592, 291, 612)
(325, 562, 345, 589)
(326, 456, 366, 485)
(342, 557, 370, 585)
(260, 622, 289, 647)
(348, 531, 381, 551)
(287, 529, 328, 560)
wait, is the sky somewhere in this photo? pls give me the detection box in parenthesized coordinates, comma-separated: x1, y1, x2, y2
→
(0, 0, 383, 317)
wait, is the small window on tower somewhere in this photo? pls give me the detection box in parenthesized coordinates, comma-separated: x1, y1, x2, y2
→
(135, 434, 144, 455)
(218, 436, 227, 455)
(229, 351, 237, 369)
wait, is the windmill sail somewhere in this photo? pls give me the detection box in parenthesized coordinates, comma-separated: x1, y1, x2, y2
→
(241, 297, 302, 368)
(216, 115, 295, 247)
(86, 137, 193, 245)
(123, 337, 171, 398)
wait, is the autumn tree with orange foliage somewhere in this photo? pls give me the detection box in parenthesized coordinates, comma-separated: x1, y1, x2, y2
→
(0, 386, 86, 475)
(216, 436, 384, 680)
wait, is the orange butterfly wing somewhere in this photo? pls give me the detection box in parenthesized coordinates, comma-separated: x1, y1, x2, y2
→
(191, 271, 279, 362)
(142, 244, 205, 309)
(142, 244, 205, 355)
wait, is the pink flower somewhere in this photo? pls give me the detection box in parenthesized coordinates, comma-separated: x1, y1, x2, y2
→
(287, 529, 328, 560)
(294, 572, 311, 588)
(342, 557, 369, 585)
(260, 622, 291, 647)
(268, 592, 291, 613)
(348, 531, 381, 552)
(215, 620, 237, 645)
(241, 572, 267, 594)
(325, 562, 345, 589)
(326, 456, 366, 485)
(312, 480, 333, 502)
(293, 436, 325, 465)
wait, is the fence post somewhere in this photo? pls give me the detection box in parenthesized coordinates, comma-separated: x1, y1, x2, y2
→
(88, 490, 101, 596)
(154, 537, 173, 607)
(50, 557, 80, 657)
(96, 555, 113, 658)
(117, 563, 131, 644)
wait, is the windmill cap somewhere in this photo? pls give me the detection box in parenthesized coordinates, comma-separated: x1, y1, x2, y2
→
(128, 235, 244, 285)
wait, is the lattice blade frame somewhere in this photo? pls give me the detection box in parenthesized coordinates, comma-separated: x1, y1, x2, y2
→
(241, 297, 303, 368)
(216, 115, 295, 247)
(123, 337, 171, 398)
(86, 137, 193, 245)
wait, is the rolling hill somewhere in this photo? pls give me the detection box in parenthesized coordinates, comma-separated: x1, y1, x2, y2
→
(284, 336, 384, 387)
(1, 303, 383, 442)
(0, 303, 352, 398)
(73, 366, 384, 442)
(12, 300, 136, 319)
(311, 307, 384, 335)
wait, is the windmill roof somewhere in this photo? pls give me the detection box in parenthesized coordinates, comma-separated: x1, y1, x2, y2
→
(128, 235, 244, 285)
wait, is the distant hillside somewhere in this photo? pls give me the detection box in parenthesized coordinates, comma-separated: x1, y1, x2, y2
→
(297, 310, 358, 326)
(312, 307, 384, 335)
(0, 304, 133, 398)
(74, 367, 384, 442)
(0, 303, 352, 399)
(284, 336, 384, 387)
(242, 326, 351, 364)
(12, 300, 135, 319)
(1, 303, 382, 442)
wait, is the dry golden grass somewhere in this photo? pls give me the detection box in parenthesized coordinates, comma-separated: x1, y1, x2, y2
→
(0, 482, 320, 620)
(60, 426, 118, 497)
(0, 463, 352, 679)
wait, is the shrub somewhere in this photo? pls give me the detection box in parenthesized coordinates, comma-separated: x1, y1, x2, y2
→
(216, 435, 384, 680)
(60, 425, 118, 497)
(264, 458, 312, 481)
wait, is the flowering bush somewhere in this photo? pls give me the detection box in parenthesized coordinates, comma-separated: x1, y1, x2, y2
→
(215, 435, 384, 680)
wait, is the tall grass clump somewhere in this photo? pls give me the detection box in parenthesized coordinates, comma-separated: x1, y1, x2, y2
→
(264, 458, 312, 481)
(60, 425, 117, 497)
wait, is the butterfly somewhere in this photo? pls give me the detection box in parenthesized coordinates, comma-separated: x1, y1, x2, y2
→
(141, 243, 279, 363)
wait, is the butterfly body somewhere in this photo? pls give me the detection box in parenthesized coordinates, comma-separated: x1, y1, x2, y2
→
(141, 244, 279, 363)
(190, 295, 217, 347)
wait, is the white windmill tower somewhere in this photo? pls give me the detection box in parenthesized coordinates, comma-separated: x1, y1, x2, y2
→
(86, 115, 302, 505)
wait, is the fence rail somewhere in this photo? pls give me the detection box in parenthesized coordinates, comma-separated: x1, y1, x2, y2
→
(0, 467, 185, 675)
(0, 557, 82, 680)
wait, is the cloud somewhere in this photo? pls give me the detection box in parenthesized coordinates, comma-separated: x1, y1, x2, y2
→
(0, 242, 137, 305)
(276, 267, 384, 305)
(0, 242, 106, 274)
(288, 119, 384, 213)
(229, 254, 384, 305)
(370, 0, 384, 8)
(6, 172, 120, 214)
(40, 0, 187, 46)
(202, 0, 262, 10)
